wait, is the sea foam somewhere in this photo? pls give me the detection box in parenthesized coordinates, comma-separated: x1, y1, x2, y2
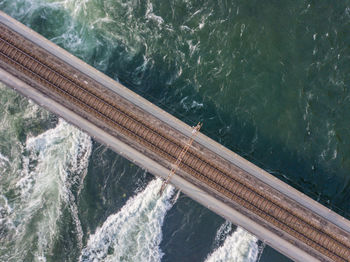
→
(205, 226, 259, 262)
(0, 119, 91, 262)
(80, 179, 174, 262)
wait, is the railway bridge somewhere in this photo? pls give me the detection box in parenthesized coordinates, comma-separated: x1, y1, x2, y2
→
(0, 11, 350, 262)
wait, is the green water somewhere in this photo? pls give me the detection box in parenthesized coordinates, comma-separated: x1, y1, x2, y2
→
(0, 0, 349, 261)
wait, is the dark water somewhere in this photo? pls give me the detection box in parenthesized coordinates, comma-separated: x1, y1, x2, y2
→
(0, 0, 349, 261)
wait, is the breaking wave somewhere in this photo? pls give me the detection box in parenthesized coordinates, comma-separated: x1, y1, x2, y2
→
(80, 179, 174, 262)
(0, 88, 92, 262)
(205, 224, 259, 262)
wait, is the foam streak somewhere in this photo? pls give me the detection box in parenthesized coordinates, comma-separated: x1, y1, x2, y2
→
(205, 226, 259, 262)
(80, 179, 174, 262)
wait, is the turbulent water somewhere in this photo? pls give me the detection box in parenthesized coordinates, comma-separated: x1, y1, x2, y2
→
(0, 84, 92, 261)
(1, 0, 350, 261)
(80, 179, 175, 262)
(205, 226, 258, 262)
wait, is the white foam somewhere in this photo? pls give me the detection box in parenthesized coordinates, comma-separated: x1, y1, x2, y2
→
(213, 221, 233, 248)
(1, 119, 91, 261)
(187, 40, 200, 57)
(0, 152, 9, 162)
(240, 24, 246, 38)
(80, 179, 174, 262)
(0, 194, 14, 231)
(0, 152, 9, 168)
(25, 119, 92, 251)
(205, 226, 259, 262)
(146, 2, 164, 25)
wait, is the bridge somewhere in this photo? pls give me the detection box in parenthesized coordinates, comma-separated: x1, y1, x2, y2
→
(0, 11, 349, 262)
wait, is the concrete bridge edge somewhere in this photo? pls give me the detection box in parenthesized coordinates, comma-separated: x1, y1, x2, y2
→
(1, 10, 348, 236)
(0, 67, 319, 262)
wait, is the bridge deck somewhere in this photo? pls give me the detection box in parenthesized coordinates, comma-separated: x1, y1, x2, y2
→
(0, 11, 349, 262)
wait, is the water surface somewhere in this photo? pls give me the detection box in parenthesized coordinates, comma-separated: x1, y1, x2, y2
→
(1, 0, 349, 261)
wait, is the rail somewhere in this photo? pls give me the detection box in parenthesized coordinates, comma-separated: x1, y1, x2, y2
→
(0, 23, 349, 261)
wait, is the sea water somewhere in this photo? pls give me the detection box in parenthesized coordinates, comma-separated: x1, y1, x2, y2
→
(1, 1, 349, 261)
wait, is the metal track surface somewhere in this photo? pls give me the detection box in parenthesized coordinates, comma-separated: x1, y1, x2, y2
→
(0, 24, 349, 262)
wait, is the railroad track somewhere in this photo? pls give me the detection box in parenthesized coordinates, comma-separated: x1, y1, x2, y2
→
(0, 24, 349, 262)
